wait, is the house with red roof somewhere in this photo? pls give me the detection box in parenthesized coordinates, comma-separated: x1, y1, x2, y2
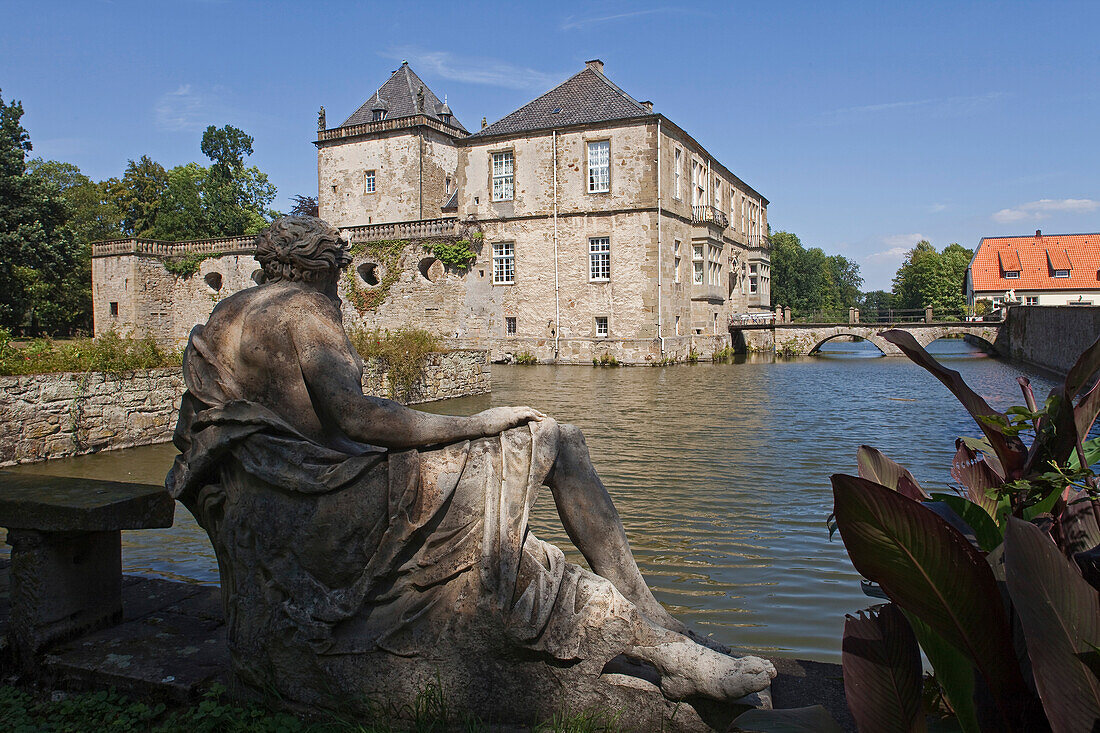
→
(965, 230, 1100, 309)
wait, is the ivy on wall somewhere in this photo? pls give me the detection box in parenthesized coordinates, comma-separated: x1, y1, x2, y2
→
(163, 253, 222, 278)
(344, 239, 408, 314)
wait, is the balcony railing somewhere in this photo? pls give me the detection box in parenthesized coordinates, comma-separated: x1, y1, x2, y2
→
(92, 235, 257, 258)
(691, 205, 728, 229)
(342, 217, 458, 243)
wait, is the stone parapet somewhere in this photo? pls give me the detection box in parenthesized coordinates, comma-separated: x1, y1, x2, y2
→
(998, 305, 1100, 375)
(0, 351, 490, 466)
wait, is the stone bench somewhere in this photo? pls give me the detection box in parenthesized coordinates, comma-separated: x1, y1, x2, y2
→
(0, 471, 174, 668)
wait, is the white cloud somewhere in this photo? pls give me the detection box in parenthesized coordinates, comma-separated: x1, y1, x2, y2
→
(930, 203, 947, 213)
(155, 85, 209, 132)
(817, 92, 1005, 125)
(380, 49, 559, 91)
(561, 8, 669, 30)
(864, 246, 910, 263)
(992, 198, 1100, 223)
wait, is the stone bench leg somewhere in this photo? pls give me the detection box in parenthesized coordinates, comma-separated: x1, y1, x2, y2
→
(6, 529, 123, 668)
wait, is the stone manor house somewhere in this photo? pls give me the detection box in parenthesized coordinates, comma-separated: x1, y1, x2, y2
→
(92, 60, 770, 363)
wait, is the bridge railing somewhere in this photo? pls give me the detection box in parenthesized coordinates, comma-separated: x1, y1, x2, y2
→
(782, 307, 979, 324)
(730, 312, 776, 326)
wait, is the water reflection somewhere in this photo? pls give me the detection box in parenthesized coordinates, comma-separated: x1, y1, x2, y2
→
(7, 338, 1057, 662)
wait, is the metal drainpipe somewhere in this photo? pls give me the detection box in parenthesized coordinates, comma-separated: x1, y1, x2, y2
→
(553, 130, 560, 359)
(656, 118, 664, 354)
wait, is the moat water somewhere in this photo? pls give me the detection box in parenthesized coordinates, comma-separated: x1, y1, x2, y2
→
(6, 338, 1058, 663)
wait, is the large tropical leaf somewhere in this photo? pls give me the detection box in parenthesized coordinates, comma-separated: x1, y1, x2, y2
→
(830, 474, 1030, 727)
(842, 604, 925, 733)
(903, 611, 981, 733)
(857, 445, 928, 500)
(730, 706, 844, 733)
(950, 439, 1002, 517)
(928, 493, 1003, 552)
(1004, 517, 1100, 733)
(1029, 334, 1100, 473)
(1061, 487, 1100, 556)
(880, 330, 1028, 477)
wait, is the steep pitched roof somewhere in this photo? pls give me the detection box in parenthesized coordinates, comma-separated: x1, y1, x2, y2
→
(469, 65, 652, 139)
(341, 62, 467, 132)
(970, 232, 1100, 292)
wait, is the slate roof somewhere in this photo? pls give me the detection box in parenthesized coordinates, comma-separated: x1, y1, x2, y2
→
(970, 232, 1100, 292)
(341, 62, 467, 132)
(469, 66, 652, 139)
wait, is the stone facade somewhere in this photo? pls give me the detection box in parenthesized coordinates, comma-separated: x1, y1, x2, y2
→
(0, 351, 490, 466)
(91, 60, 771, 365)
(997, 304, 1100, 375)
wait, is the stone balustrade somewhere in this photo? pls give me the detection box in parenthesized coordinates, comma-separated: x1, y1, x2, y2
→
(316, 114, 468, 143)
(342, 217, 458, 243)
(92, 235, 258, 258)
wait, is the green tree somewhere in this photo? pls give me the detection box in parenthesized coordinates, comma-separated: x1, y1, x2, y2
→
(111, 155, 168, 237)
(770, 230, 862, 317)
(891, 240, 973, 316)
(0, 90, 84, 334)
(859, 290, 894, 315)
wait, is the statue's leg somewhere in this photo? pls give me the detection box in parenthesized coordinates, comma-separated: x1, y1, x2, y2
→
(545, 423, 689, 635)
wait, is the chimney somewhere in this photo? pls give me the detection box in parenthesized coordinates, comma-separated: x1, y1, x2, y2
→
(481, 117, 488, 129)
(641, 100, 653, 112)
(585, 59, 604, 74)
(1036, 229, 1042, 237)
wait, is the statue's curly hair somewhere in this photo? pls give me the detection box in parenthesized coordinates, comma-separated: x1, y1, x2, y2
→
(253, 216, 351, 284)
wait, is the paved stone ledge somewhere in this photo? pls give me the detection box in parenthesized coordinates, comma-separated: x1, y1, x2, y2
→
(0, 350, 491, 467)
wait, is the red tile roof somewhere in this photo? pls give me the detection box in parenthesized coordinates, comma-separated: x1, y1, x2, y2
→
(971, 232, 1100, 292)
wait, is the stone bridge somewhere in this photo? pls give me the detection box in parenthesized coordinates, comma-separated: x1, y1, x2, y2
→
(735, 322, 1002, 356)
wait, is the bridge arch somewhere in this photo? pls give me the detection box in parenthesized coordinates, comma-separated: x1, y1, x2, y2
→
(808, 332, 888, 355)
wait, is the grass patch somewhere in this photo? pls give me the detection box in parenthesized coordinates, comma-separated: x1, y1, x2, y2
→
(0, 328, 179, 376)
(592, 353, 620, 367)
(348, 328, 441, 401)
(0, 682, 628, 733)
(711, 346, 736, 361)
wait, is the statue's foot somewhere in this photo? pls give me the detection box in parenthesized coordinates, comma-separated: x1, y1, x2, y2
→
(633, 640, 775, 702)
(621, 583, 733, 654)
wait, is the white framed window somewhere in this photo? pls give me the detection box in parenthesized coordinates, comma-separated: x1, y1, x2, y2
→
(692, 244, 704, 285)
(492, 241, 515, 284)
(1054, 269, 1070, 278)
(1024, 296, 1038, 305)
(707, 244, 722, 285)
(1004, 270, 1020, 279)
(714, 177, 721, 211)
(589, 237, 610, 281)
(587, 140, 610, 193)
(673, 239, 682, 283)
(749, 276, 758, 293)
(505, 316, 517, 335)
(595, 316, 609, 338)
(364, 170, 376, 194)
(674, 315, 680, 335)
(445, 175, 452, 194)
(492, 151, 514, 201)
(674, 148, 682, 199)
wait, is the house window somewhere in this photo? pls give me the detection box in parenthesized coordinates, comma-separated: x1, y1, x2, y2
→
(675, 315, 680, 335)
(691, 161, 704, 206)
(673, 239, 682, 283)
(372, 109, 387, 121)
(492, 241, 515, 284)
(749, 276, 758, 294)
(505, 316, 517, 335)
(587, 140, 610, 193)
(109, 302, 119, 316)
(707, 244, 722, 286)
(445, 176, 452, 194)
(692, 244, 704, 285)
(595, 316, 609, 338)
(714, 178, 721, 211)
(1024, 296, 1038, 305)
(364, 170, 376, 194)
(674, 148, 682, 199)
(589, 237, 610, 281)
(1054, 269, 1070, 278)
(492, 151, 514, 201)
(1003, 270, 1019, 279)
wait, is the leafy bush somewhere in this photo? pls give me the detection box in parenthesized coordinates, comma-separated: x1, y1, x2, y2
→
(427, 239, 476, 269)
(685, 349, 699, 364)
(348, 327, 441, 401)
(0, 328, 178, 376)
(712, 346, 736, 361)
(592, 353, 620, 367)
(742, 329, 1100, 732)
(163, 253, 219, 278)
(513, 351, 538, 365)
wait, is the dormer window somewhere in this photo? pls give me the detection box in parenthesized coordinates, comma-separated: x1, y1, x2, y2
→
(1004, 270, 1020, 279)
(1054, 269, 1070, 278)
(372, 109, 387, 121)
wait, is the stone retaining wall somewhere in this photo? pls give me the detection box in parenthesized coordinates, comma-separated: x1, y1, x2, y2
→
(998, 305, 1100, 375)
(0, 351, 490, 466)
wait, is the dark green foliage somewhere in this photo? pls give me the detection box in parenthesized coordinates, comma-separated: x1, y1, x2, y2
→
(163, 252, 219, 278)
(891, 240, 972, 315)
(0, 90, 89, 335)
(769, 231, 862, 317)
(290, 195, 319, 217)
(427, 239, 476, 269)
(858, 289, 893, 313)
(111, 155, 168, 237)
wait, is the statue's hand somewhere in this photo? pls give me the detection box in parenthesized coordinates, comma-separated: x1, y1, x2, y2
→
(477, 406, 545, 435)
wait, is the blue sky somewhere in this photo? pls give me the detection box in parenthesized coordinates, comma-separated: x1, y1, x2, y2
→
(2, 0, 1097, 290)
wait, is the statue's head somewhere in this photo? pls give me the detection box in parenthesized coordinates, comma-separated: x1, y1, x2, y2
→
(254, 216, 352, 285)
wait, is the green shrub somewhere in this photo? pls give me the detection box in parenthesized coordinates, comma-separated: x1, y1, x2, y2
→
(163, 253, 219, 278)
(348, 327, 442, 401)
(514, 351, 538, 365)
(0, 328, 178, 376)
(428, 239, 476, 269)
(711, 346, 736, 361)
(685, 349, 699, 364)
(592, 353, 620, 367)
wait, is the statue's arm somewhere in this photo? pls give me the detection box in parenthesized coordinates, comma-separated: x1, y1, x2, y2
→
(295, 305, 541, 449)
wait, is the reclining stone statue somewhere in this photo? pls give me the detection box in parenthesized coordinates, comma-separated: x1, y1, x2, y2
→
(167, 216, 775, 730)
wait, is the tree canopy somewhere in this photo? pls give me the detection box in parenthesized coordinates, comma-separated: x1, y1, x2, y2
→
(770, 230, 863, 316)
(0, 100, 280, 335)
(891, 240, 972, 314)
